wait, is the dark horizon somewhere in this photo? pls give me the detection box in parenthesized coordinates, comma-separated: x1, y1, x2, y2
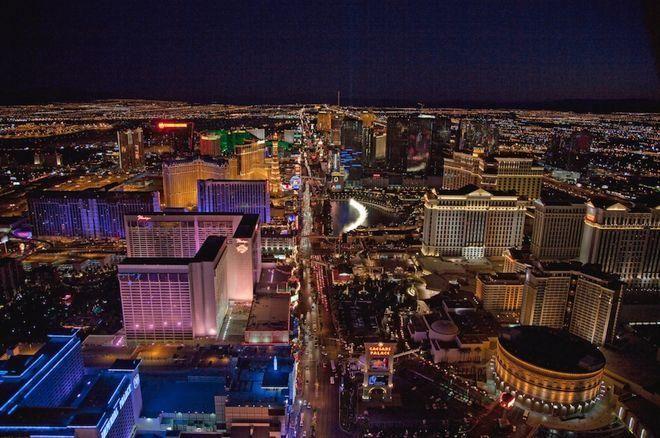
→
(2, 0, 659, 111)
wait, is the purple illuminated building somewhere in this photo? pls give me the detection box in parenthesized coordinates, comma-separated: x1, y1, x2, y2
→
(28, 188, 160, 239)
(197, 179, 271, 223)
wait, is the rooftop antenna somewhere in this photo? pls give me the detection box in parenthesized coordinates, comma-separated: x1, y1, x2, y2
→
(337, 90, 341, 107)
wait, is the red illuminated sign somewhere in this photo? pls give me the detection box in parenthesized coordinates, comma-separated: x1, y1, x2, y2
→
(499, 392, 515, 409)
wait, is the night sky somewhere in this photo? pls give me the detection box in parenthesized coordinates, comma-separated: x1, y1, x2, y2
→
(2, 0, 659, 107)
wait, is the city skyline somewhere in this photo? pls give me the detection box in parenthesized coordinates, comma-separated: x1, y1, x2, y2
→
(0, 2, 658, 437)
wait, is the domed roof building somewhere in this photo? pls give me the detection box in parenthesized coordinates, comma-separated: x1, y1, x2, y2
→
(492, 325, 606, 416)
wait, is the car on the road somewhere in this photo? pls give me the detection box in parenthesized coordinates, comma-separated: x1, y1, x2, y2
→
(522, 409, 530, 421)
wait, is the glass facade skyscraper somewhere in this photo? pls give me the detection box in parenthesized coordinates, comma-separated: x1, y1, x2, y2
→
(385, 114, 450, 182)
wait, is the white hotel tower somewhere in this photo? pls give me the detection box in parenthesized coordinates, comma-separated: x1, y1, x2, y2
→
(422, 185, 526, 259)
(580, 198, 659, 287)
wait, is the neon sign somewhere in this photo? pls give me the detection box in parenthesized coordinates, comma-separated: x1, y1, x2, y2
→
(235, 238, 249, 254)
(101, 381, 133, 438)
(367, 344, 393, 357)
(158, 122, 188, 129)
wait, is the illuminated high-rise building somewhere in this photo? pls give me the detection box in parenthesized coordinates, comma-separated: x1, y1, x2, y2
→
(360, 111, 376, 128)
(316, 111, 332, 132)
(340, 116, 363, 150)
(531, 195, 586, 260)
(361, 126, 375, 166)
(199, 132, 222, 156)
(124, 212, 261, 301)
(520, 262, 623, 345)
(374, 132, 387, 160)
(327, 148, 345, 192)
(502, 248, 534, 273)
(475, 272, 524, 318)
(197, 179, 270, 223)
(330, 114, 342, 145)
(361, 124, 386, 166)
(483, 157, 543, 200)
(268, 141, 282, 197)
(421, 185, 526, 259)
(28, 188, 160, 239)
(283, 129, 296, 144)
(0, 256, 23, 300)
(545, 130, 592, 173)
(443, 152, 543, 200)
(119, 236, 229, 342)
(152, 121, 194, 154)
(117, 128, 144, 171)
(235, 141, 266, 176)
(386, 114, 450, 183)
(457, 119, 498, 156)
(162, 156, 229, 209)
(580, 198, 659, 287)
(442, 151, 481, 188)
(0, 330, 143, 437)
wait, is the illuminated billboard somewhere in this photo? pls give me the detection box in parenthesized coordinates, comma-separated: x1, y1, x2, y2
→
(290, 175, 301, 190)
(368, 375, 389, 386)
(157, 122, 189, 129)
(369, 357, 389, 372)
(406, 120, 432, 173)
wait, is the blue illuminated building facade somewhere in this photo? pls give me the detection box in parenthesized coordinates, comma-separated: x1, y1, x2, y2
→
(28, 189, 160, 239)
(136, 348, 294, 436)
(339, 147, 363, 180)
(0, 330, 142, 438)
(197, 179, 271, 223)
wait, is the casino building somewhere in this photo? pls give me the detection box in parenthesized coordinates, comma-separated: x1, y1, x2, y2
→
(124, 212, 261, 302)
(362, 342, 396, 401)
(492, 326, 606, 416)
(28, 187, 160, 239)
(197, 179, 271, 223)
(422, 185, 526, 259)
(162, 156, 229, 209)
(443, 152, 543, 201)
(0, 330, 142, 438)
(119, 236, 229, 343)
